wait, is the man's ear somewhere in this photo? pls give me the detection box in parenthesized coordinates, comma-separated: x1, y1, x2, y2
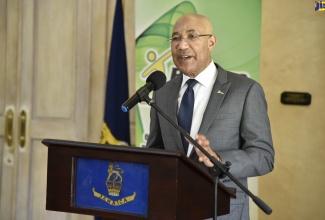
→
(208, 35, 217, 51)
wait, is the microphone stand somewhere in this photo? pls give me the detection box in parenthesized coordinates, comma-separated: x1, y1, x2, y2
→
(140, 94, 272, 219)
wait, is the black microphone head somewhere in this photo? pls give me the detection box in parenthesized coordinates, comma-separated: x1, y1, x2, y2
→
(146, 70, 167, 91)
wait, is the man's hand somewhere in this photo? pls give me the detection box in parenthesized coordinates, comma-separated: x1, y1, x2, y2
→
(193, 134, 221, 167)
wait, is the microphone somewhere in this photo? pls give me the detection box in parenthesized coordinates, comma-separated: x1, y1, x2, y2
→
(121, 70, 166, 112)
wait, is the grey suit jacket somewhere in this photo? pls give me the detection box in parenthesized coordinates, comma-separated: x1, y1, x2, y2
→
(146, 63, 274, 220)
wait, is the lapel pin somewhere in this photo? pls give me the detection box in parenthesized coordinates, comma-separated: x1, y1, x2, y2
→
(217, 90, 224, 95)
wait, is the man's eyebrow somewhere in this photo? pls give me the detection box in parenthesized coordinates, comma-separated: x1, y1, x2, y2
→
(186, 29, 197, 34)
(172, 29, 198, 36)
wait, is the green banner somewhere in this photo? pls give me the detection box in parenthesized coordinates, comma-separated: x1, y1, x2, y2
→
(135, 0, 262, 147)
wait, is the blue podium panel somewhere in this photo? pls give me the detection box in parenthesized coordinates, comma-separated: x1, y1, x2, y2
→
(74, 158, 149, 216)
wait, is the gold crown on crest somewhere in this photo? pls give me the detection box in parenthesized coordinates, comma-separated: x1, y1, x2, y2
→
(106, 162, 124, 197)
(107, 183, 122, 196)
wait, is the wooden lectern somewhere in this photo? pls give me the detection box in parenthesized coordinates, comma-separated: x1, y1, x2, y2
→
(42, 139, 236, 220)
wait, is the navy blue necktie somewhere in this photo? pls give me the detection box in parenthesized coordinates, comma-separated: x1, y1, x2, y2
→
(177, 79, 198, 153)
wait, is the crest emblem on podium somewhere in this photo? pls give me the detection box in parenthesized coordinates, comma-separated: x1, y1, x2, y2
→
(106, 162, 123, 196)
(75, 158, 149, 215)
(92, 162, 136, 206)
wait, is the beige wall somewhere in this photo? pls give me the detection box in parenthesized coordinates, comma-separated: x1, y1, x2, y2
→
(259, 1, 325, 219)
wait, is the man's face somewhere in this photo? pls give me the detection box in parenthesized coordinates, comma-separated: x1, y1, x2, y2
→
(171, 15, 216, 78)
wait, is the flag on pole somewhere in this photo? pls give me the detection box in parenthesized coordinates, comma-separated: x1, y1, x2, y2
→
(96, 1, 129, 219)
(100, 0, 130, 146)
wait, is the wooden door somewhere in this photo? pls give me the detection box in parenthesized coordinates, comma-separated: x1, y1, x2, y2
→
(0, 0, 118, 219)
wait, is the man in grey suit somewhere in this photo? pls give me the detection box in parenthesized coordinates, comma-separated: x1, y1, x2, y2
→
(146, 13, 274, 220)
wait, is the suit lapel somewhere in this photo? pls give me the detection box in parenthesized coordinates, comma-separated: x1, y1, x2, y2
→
(189, 64, 231, 156)
(199, 65, 231, 134)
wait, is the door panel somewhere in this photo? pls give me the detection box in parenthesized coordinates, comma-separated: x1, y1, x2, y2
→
(35, 0, 76, 119)
(0, 0, 20, 218)
(16, 0, 91, 219)
(0, 0, 113, 219)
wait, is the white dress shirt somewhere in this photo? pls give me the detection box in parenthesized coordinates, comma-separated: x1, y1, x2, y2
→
(177, 61, 218, 156)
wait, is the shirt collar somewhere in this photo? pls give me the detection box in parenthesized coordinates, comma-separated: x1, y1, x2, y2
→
(181, 61, 217, 88)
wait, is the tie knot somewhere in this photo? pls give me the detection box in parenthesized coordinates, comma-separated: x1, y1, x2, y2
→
(186, 79, 198, 90)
